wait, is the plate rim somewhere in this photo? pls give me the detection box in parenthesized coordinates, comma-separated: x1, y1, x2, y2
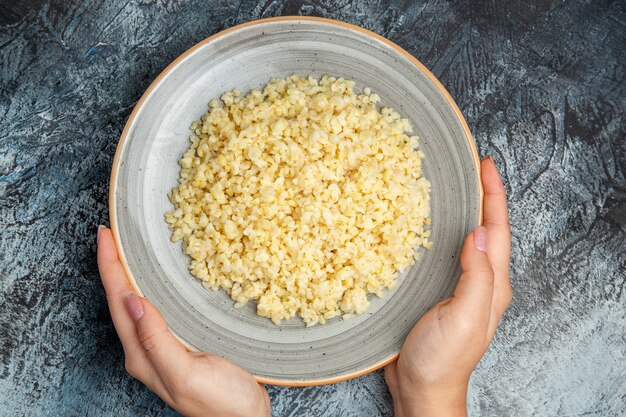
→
(109, 15, 483, 386)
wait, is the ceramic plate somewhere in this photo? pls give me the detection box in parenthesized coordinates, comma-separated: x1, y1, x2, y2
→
(110, 17, 482, 386)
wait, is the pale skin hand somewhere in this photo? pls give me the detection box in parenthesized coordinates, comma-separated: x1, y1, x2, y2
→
(385, 157, 513, 417)
(97, 227, 270, 417)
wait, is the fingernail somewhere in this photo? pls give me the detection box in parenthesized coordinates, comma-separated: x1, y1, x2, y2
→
(126, 293, 144, 321)
(474, 226, 487, 252)
(97, 225, 105, 245)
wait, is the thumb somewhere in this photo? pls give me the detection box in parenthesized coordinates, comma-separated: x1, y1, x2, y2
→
(451, 226, 495, 324)
(125, 294, 190, 376)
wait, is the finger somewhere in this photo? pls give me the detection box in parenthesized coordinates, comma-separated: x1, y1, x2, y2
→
(97, 226, 155, 379)
(481, 157, 509, 228)
(481, 158, 512, 316)
(130, 295, 191, 388)
(451, 226, 495, 328)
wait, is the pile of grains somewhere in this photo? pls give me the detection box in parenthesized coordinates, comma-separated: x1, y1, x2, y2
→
(165, 74, 432, 325)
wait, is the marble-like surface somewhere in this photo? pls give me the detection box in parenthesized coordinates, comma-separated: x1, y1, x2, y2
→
(0, 1, 624, 416)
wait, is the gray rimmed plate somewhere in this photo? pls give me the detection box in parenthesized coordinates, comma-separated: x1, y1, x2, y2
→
(110, 17, 482, 386)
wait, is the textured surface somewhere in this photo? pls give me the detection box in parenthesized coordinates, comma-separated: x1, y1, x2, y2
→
(0, 0, 624, 416)
(111, 17, 480, 384)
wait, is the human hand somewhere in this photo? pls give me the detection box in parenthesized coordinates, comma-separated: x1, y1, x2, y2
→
(97, 227, 270, 417)
(385, 157, 512, 417)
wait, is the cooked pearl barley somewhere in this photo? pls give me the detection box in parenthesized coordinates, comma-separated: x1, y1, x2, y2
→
(165, 74, 432, 326)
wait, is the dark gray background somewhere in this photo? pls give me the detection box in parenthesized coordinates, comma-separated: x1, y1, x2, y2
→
(1, 1, 624, 416)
